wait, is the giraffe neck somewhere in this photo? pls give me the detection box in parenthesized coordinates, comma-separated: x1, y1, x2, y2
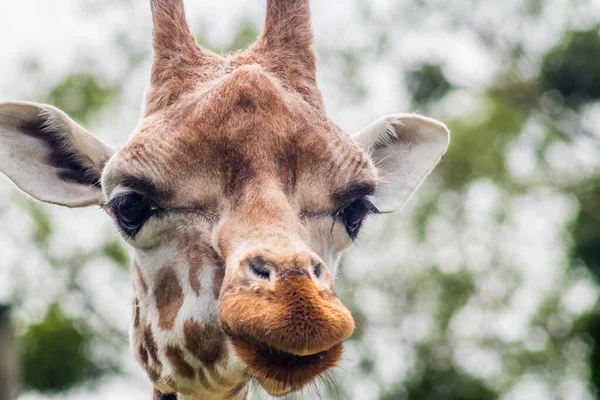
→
(132, 244, 249, 399)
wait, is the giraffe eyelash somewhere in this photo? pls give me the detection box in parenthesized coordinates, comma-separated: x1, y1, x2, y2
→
(335, 197, 379, 241)
(105, 192, 160, 237)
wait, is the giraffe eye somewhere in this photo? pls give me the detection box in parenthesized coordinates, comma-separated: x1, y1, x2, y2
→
(108, 192, 157, 236)
(339, 198, 377, 239)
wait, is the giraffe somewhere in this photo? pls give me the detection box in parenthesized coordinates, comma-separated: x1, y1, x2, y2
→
(0, 0, 450, 398)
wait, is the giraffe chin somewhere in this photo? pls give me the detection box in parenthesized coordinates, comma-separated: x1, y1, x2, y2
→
(228, 334, 343, 397)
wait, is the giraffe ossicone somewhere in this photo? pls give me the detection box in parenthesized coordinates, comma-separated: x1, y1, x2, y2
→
(0, 0, 450, 398)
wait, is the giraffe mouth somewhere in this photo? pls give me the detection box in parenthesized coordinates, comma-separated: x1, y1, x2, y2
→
(228, 334, 343, 396)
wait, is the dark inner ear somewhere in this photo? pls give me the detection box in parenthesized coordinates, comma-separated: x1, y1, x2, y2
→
(19, 118, 102, 188)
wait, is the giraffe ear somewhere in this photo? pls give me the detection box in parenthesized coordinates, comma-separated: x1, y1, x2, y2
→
(353, 114, 450, 213)
(0, 102, 114, 207)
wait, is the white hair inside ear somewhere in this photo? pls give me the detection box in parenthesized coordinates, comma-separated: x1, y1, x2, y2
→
(353, 114, 450, 213)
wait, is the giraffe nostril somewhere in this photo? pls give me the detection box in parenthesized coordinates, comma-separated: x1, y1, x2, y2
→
(312, 263, 323, 279)
(248, 259, 272, 281)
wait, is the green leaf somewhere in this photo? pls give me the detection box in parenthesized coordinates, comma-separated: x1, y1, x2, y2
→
(406, 63, 452, 105)
(102, 239, 130, 269)
(540, 28, 600, 107)
(19, 305, 105, 393)
(439, 95, 527, 189)
(45, 73, 119, 124)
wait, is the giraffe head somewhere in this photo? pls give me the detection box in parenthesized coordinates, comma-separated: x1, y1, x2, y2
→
(0, 0, 449, 397)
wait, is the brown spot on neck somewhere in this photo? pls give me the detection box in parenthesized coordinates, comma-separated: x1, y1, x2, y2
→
(147, 366, 161, 383)
(189, 260, 202, 297)
(154, 267, 184, 330)
(133, 298, 141, 328)
(228, 382, 249, 399)
(144, 324, 162, 368)
(183, 237, 225, 299)
(196, 366, 211, 390)
(138, 345, 149, 366)
(133, 262, 148, 293)
(183, 319, 226, 366)
(165, 345, 195, 379)
(184, 240, 208, 296)
(139, 343, 161, 383)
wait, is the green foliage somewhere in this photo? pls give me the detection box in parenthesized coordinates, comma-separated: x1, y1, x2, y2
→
(20, 305, 103, 393)
(573, 179, 600, 280)
(379, 365, 498, 400)
(406, 64, 452, 106)
(435, 270, 476, 333)
(102, 239, 130, 269)
(540, 28, 600, 106)
(398, 366, 498, 400)
(441, 96, 527, 188)
(572, 180, 600, 389)
(587, 315, 600, 391)
(45, 73, 118, 124)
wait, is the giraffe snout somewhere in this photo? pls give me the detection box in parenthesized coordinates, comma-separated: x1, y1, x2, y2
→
(243, 254, 330, 291)
(221, 250, 351, 354)
(218, 250, 354, 394)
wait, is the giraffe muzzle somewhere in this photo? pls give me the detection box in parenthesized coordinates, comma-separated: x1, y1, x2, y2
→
(219, 271, 355, 395)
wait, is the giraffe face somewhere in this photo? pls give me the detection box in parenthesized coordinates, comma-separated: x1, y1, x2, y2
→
(100, 65, 378, 396)
(0, 0, 450, 397)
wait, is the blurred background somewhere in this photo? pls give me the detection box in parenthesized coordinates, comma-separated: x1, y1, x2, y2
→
(1, 0, 600, 399)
